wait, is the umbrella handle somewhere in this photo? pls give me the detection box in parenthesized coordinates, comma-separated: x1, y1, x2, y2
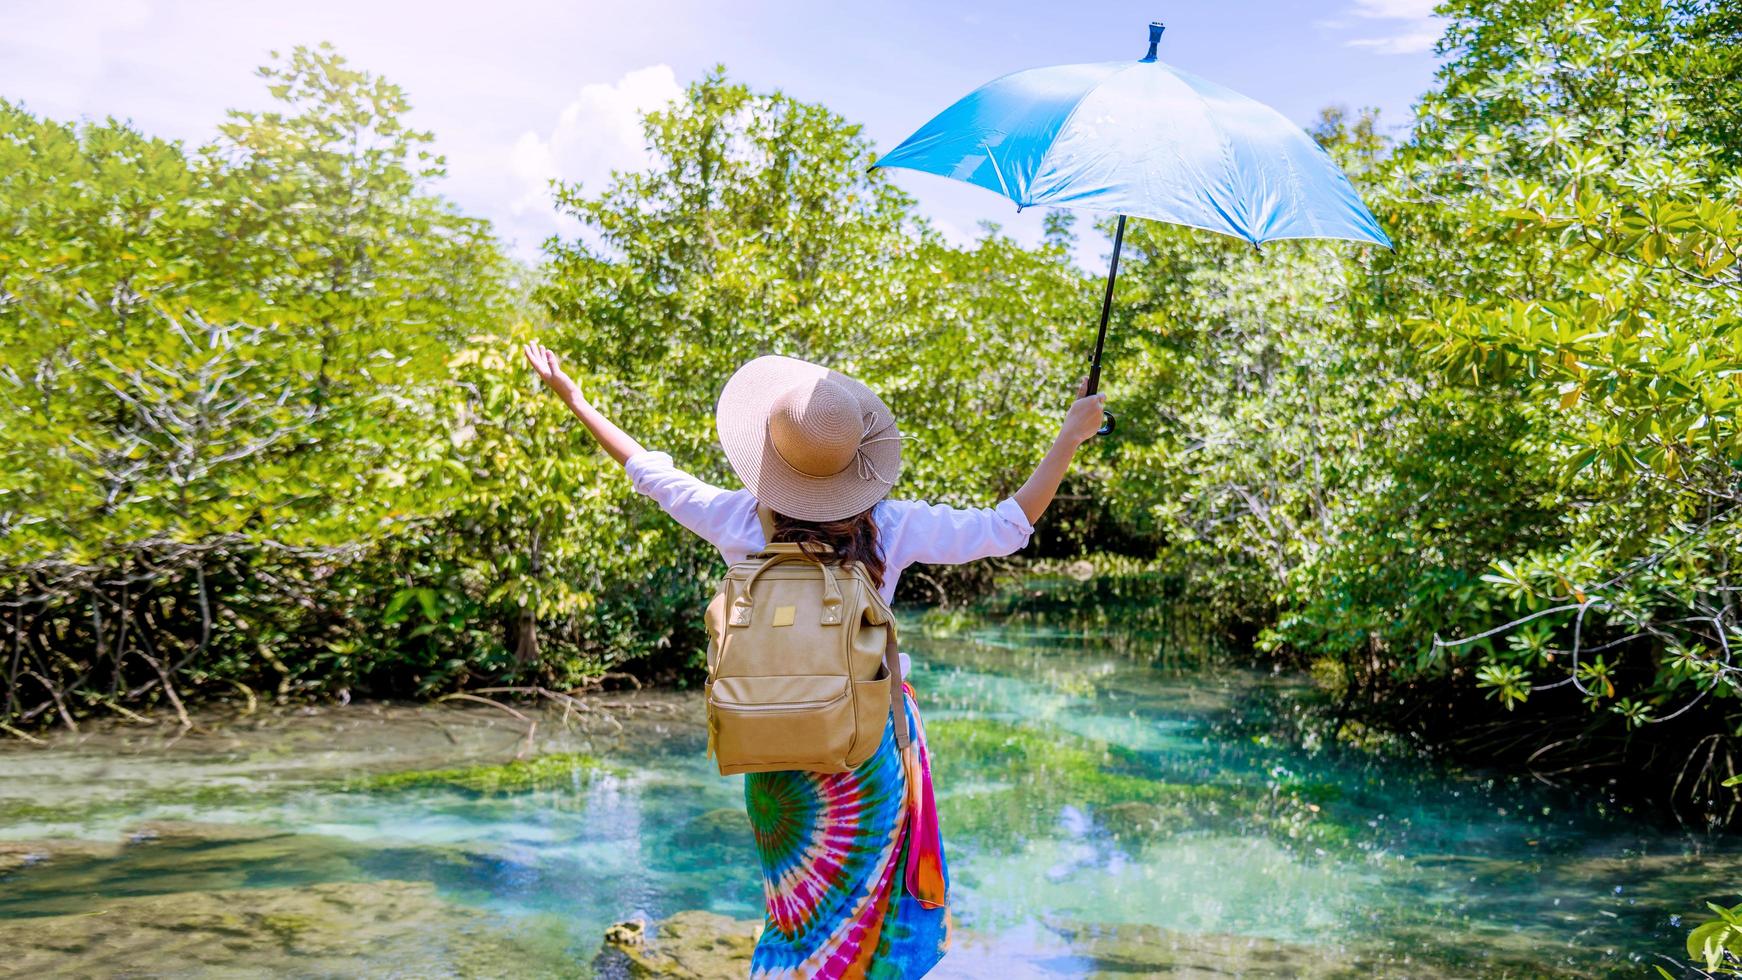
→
(1098, 410, 1116, 436)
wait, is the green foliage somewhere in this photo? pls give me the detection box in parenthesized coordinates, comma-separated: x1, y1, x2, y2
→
(0, 43, 515, 725)
(1663, 900, 1742, 977)
(1103, 109, 1559, 685)
(1376, 0, 1742, 795)
(1085, 0, 1742, 821)
(0, 54, 1092, 727)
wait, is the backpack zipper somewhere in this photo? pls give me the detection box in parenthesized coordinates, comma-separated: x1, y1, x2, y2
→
(711, 689, 848, 713)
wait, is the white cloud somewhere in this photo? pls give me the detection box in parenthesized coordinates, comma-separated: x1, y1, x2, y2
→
(1348, 0, 1439, 19)
(506, 64, 683, 220)
(1341, 0, 1443, 56)
(1346, 29, 1440, 54)
(472, 63, 684, 262)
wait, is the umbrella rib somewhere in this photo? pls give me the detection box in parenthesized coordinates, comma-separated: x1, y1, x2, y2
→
(981, 139, 1015, 203)
(1269, 104, 1320, 242)
(1190, 90, 1261, 246)
(1024, 61, 1145, 209)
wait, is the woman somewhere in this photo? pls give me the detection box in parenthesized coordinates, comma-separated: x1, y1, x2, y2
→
(524, 343, 1104, 978)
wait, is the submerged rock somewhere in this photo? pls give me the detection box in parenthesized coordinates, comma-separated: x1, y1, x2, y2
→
(0, 878, 578, 977)
(596, 909, 760, 978)
(604, 916, 648, 946)
(349, 751, 621, 795)
(1095, 799, 1193, 839)
(670, 807, 751, 848)
(0, 837, 115, 873)
(1035, 919, 1459, 978)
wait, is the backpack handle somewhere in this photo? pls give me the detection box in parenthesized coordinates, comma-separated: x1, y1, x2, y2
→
(728, 551, 845, 627)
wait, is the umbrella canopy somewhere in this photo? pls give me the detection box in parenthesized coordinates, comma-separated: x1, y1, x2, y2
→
(873, 28, 1390, 249)
(873, 23, 1391, 432)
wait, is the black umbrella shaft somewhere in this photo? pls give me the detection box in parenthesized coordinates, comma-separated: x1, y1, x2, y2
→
(1086, 213, 1127, 396)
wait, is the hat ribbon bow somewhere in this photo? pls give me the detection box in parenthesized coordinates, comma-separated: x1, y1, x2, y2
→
(855, 412, 901, 484)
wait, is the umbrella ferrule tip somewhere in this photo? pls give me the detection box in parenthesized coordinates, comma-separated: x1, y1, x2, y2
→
(1144, 22, 1165, 61)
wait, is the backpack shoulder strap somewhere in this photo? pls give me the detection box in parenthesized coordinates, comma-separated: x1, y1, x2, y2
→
(886, 627, 910, 749)
(755, 504, 776, 546)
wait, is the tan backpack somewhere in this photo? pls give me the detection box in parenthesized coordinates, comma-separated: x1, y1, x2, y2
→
(701, 508, 909, 775)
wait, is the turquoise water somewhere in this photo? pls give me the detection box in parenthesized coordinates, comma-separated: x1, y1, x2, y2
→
(0, 613, 1734, 977)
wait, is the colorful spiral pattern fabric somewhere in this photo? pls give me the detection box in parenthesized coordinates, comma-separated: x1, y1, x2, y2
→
(744, 681, 950, 978)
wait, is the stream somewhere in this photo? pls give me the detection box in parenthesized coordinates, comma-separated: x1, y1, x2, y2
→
(1, 606, 1734, 977)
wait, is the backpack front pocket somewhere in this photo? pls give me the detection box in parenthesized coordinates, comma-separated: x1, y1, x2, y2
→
(709, 674, 854, 773)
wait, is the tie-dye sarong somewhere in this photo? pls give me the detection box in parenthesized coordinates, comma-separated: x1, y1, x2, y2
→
(744, 681, 950, 978)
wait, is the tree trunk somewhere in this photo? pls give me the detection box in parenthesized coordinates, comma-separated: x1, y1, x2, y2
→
(513, 607, 540, 673)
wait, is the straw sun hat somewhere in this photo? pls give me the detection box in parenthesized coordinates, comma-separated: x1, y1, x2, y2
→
(715, 355, 903, 522)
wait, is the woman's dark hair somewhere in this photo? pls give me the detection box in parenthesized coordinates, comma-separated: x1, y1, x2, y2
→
(769, 508, 885, 590)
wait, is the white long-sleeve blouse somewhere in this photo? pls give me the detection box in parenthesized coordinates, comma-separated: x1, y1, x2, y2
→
(624, 450, 1035, 675)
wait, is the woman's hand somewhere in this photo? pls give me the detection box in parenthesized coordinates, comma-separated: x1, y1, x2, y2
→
(522, 339, 646, 465)
(524, 341, 580, 400)
(1058, 377, 1109, 447)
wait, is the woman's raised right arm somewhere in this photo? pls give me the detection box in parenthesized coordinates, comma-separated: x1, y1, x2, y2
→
(1010, 377, 1106, 525)
(523, 341, 645, 465)
(881, 376, 1103, 569)
(524, 341, 756, 554)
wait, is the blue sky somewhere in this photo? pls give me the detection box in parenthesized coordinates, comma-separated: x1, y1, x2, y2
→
(0, 0, 1443, 264)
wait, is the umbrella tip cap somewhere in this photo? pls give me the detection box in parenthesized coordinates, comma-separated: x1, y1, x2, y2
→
(1143, 21, 1165, 61)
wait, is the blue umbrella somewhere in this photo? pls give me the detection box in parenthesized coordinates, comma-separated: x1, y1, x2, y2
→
(873, 22, 1392, 433)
